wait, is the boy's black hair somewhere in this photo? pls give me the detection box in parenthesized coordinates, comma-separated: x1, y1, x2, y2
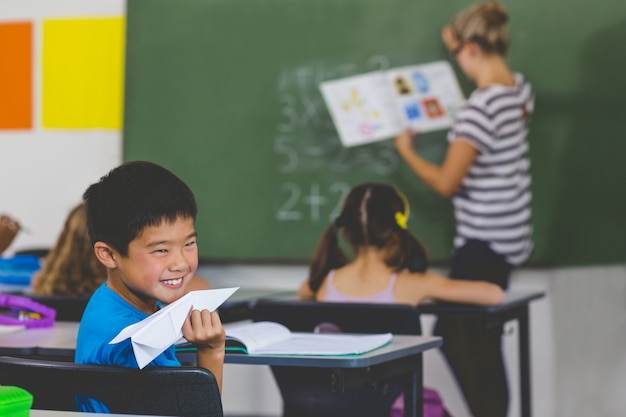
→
(82, 161, 198, 257)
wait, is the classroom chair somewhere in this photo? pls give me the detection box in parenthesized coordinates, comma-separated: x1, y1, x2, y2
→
(14, 247, 51, 259)
(23, 294, 89, 321)
(251, 300, 423, 417)
(0, 356, 223, 417)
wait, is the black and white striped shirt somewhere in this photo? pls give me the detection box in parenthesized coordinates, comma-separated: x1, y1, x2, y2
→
(447, 72, 534, 265)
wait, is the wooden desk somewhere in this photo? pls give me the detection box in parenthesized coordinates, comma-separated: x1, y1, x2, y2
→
(418, 291, 545, 417)
(0, 322, 441, 417)
(181, 334, 440, 417)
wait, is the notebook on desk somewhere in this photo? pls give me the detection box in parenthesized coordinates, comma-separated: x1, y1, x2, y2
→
(177, 321, 393, 356)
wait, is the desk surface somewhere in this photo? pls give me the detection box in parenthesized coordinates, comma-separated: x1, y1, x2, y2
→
(224, 287, 296, 305)
(0, 321, 77, 358)
(417, 290, 545, 314)
(0, 321, 441, 368)
(253, 289, 545, 312)
(217, 287, 297, 323)
(196, 334, 440, 368)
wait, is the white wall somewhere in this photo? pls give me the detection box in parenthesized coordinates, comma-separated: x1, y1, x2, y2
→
(0, 0, 124, 253)
(201, 263, 626, 417)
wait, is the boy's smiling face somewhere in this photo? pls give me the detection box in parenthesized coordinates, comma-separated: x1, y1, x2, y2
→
(103, 216, 199, 313)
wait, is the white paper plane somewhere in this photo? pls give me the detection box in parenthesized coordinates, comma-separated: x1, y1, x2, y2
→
(110, 287, 239, 369)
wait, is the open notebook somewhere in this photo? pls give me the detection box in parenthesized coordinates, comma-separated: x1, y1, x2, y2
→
(221, 321, 392, 355)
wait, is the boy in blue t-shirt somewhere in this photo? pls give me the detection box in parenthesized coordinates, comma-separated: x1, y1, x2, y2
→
(75, 161, 225, 393)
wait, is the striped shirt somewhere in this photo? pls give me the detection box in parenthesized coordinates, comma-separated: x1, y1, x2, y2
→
(447, 72, 534, 265)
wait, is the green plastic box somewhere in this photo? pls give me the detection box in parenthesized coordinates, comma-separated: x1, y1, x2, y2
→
(0, 386, 33, 417)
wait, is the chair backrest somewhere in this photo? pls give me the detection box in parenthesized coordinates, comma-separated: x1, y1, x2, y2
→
(252, 299, 422, 335)
(251, 300, 422, 417)
(14, 247, 51, 259)
(25, 294, 90, 321)
(0, 356, 223, 417)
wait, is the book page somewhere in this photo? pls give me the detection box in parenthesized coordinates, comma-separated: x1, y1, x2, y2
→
(225, 321, 293, 353)
(320, 60, 465, 147)
(252, 332, 392, 356)
(319, 71, 404, 147)
(385, 60, 465, 133)
(225, 322, 392, 355)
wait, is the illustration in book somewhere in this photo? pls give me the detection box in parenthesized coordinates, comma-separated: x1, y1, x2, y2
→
(319, 60, 465, 147)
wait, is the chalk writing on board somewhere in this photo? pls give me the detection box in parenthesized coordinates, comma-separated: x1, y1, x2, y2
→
(273, 54, 401, 174)
(272, 55, 406, 224)
(276, 182, 351, 222)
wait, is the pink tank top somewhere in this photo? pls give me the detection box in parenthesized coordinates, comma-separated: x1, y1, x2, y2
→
(321, 269, 398, 303)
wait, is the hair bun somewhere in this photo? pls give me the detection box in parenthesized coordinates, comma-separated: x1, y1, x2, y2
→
(485, 2, 509, 25)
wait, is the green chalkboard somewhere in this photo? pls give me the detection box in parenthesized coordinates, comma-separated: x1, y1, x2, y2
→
(124, 0, 626, 266)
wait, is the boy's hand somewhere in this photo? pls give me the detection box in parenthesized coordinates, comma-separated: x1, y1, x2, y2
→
(182, 308, 226, 394)
(181, 308, 226, 352)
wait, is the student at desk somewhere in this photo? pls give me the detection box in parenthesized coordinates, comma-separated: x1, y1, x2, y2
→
(31, 204, 106, 297)
(75, 161, 225, 409)
(299, 182, 504, 417)
(31, 203, 210, 297)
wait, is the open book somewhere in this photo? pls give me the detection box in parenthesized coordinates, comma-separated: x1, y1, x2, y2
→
(223, 321, 392, 355)
(319, 60, 465, 147)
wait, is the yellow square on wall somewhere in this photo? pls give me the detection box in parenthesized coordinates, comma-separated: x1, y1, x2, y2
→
(42, 17, 125, 129)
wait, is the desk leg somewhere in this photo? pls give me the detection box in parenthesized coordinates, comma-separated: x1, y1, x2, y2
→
(518, 305, 531, 417)
(403, 355, 422, 417)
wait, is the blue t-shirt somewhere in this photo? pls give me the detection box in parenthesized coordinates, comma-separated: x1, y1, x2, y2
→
(75, 282, 180, 367)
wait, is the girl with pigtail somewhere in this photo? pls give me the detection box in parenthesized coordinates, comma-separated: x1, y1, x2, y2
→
(298, 182, 504, 417)
(299, 182, 504, 307)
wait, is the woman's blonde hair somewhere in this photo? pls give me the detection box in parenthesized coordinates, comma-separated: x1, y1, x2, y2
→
(450, 1, 510, 56)
(31, 203, 106, 296)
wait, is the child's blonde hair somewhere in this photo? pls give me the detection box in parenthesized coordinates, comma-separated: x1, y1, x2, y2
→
(31, 203, 106, 296)
(449, 1, 510, 56)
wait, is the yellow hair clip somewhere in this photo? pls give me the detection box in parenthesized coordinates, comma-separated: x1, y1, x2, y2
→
(395, 212, 408, 230)
(395, 189, 410, 230)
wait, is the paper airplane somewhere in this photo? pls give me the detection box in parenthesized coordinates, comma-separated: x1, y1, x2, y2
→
(110, 287, 239, 368)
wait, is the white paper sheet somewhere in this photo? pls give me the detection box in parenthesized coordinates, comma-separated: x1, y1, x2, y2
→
(110, 287, 239, 368)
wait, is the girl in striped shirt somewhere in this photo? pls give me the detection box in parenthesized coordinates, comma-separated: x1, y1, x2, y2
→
(394, 2, 534, 417)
